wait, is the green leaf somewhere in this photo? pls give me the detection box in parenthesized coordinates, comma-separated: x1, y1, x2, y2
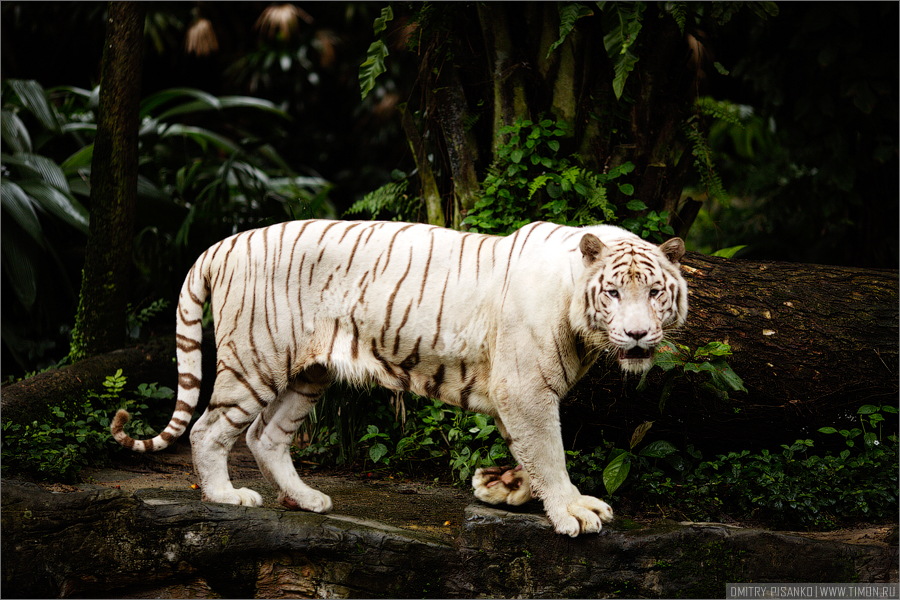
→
(139, 87, 220, 118)
(218, 96, 290, 119)
(705, 359, 748, 394)
(7, 79, 60, 132)
(369, 442, 388, 464)
(857, 405, 879, 415)
(359, 6, 394, 100)
(18, 180, 89, 234)
(154, 95, 289, 122)
(0, 110, 32, 153)
(1, 180, 43, 246)
(510, 149, 524, 164)
(639, 440, 678, 459)
(548, 3, 594, 56)
(3, 152, 70, 193)
(618, 183, 635, 196)
(711, 245, 747, 258)
(603, 451, 631, 494)
(598, 2, 645, 99)
(0, 225, 39, 308)
(694, 341, 733, 358)
(652, 339, 689, 370)
(60, 144, 95, 175)
(160, 124, 241, 154)
(626, 199, 647, 211)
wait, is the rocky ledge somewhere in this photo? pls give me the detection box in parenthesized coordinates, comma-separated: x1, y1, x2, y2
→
(2, 479, 896, 599)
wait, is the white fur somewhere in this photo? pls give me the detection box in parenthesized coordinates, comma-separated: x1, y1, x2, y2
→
(112, 220, 687, 536)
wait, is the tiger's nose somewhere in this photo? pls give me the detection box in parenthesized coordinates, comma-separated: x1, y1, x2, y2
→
(625, 330, 648, 341)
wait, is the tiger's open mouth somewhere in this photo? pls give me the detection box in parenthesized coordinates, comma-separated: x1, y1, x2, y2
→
(617, 347, 652, 361)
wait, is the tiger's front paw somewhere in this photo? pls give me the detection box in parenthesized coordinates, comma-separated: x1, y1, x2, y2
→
(472, 465, 533, 506)
(203, 485, 264, 507)
(548, 494, 614, 537)
(279, 489, 333, 513)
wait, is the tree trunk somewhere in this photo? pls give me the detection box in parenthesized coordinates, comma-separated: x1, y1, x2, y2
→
(404, 3, 710, 231)
(562, 253, 899, 455)
(70, 1, 145, 360)
(400, 103, 444, 226)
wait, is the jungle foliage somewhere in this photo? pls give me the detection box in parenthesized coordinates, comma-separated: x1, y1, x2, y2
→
(2, 1, 896, 380)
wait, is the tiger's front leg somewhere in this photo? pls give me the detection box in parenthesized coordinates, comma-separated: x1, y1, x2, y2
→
(485, 392, 613, 537)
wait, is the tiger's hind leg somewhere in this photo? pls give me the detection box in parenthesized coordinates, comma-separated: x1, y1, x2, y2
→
(189, 369, 271, 507)
(245, 366, 333, 513)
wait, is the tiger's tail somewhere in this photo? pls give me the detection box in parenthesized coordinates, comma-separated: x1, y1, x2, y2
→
(110, 254, 210, 453)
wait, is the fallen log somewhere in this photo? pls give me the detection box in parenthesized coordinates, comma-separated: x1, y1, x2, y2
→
(563, 252, 899, 454)
(1, 480, 892, 598)
(0, 335, 178, 428)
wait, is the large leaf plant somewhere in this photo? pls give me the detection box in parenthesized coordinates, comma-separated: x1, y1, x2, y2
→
(1, 79, 331, 378)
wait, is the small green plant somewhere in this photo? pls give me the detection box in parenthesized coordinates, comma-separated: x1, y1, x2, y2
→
(0, 370, 174, 481)
(619, 200, 676, 243)
(601, 421, 678, 495)
(639, 339, 747, 412)
(126, 298, 170, 340)
(818, 403, 899, 450)
(462, 116, 635, 235)
(304, 392, 511, 485)
(357, 397, 512, 483)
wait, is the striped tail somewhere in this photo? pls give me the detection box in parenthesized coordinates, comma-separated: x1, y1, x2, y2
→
(110, 256, 209, 453)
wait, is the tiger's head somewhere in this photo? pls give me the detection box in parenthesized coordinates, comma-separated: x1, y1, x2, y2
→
(572, 232, 688, 374)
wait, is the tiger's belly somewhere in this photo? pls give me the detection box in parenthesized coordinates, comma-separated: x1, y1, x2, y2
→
(318, 322, 496, 416)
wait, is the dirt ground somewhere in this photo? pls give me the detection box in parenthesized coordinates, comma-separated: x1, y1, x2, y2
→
(34, 438, 898, 556)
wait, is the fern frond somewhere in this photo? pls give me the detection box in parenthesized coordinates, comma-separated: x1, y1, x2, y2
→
(681, 118, 726, 201)
(528, 174, 552, 200)
(696, 97, 744, 127)
(598, 1, 646, 99)
(666, 1, 688, 35)
(346, 180, 409, 219)
(560, 165, 581, 185)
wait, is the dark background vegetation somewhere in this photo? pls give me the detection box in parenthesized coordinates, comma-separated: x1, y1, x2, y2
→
(2, 1, 897, 380)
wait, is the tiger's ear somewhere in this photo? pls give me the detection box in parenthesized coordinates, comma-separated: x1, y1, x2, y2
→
(659, 237, 685, 265)
(579, 234, 607, 267)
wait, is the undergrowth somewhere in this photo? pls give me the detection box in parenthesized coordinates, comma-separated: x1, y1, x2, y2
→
(4, 364, 895, 531)
(568, 404, 898, 530)
(1, 370, 173, 482)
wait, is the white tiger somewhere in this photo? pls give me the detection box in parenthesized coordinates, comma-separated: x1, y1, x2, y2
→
(111, 219, 687, 537)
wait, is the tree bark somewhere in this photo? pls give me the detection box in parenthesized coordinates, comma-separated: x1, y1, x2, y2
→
(476, 3, 530, 156)
(563, 253, 899, 455)
(400, 103, 444, 226)
(434, 66, 481, 227)
(2, 482, 889, 599)
(70, 1, 145, 360)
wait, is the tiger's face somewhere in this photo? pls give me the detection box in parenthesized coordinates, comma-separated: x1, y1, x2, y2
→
(576, 232, 688, 374)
